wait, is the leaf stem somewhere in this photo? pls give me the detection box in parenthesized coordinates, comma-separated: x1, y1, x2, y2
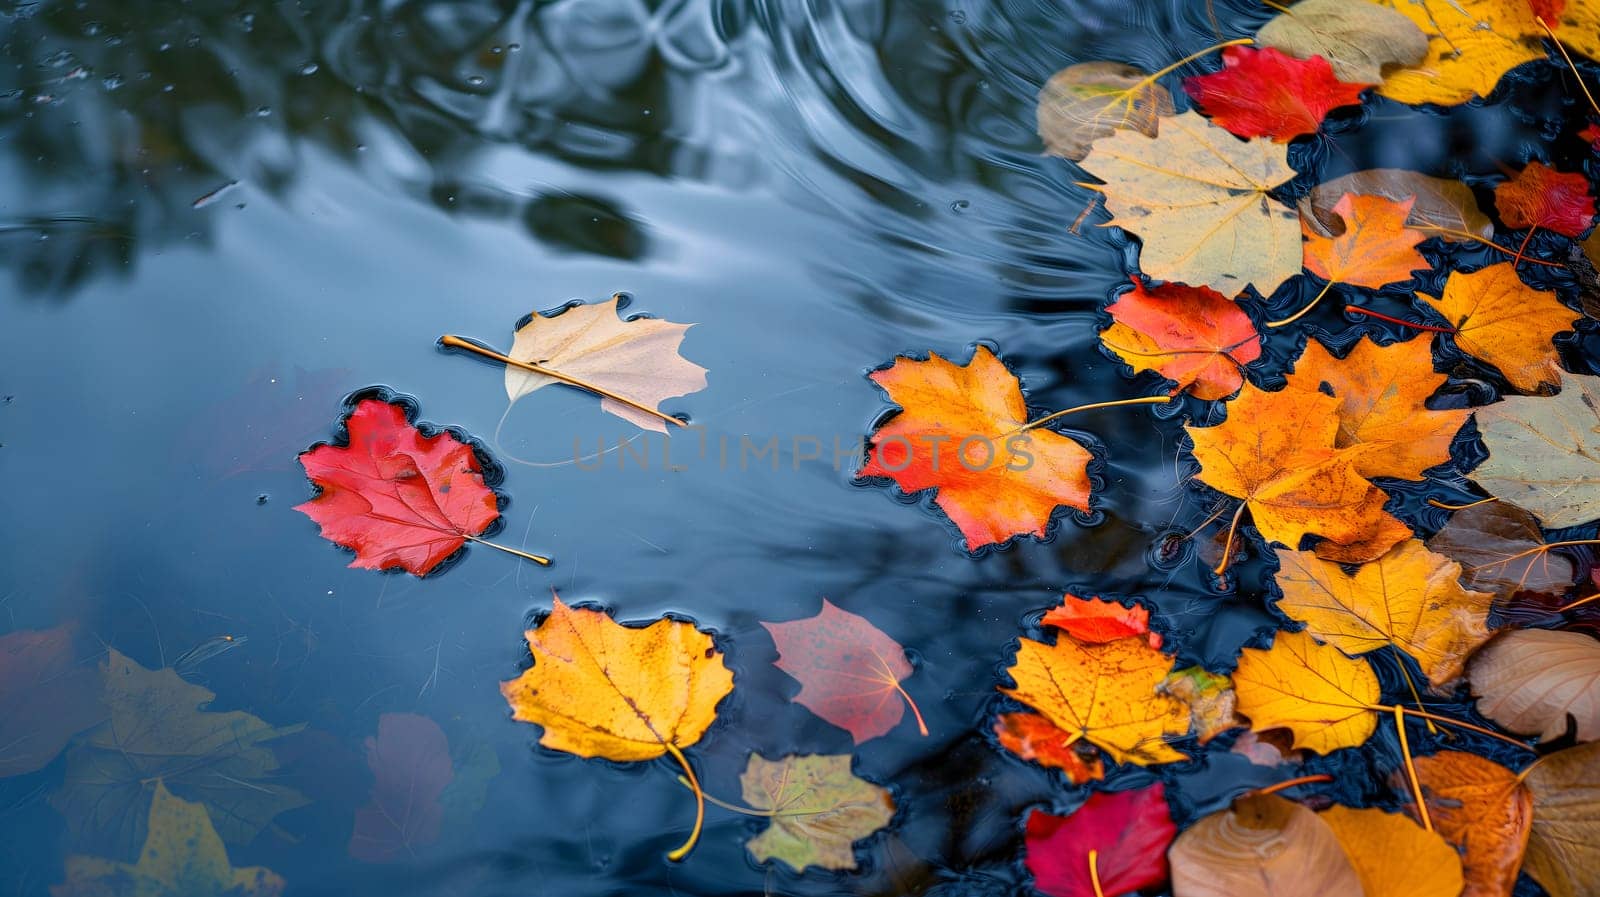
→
(1513, 226, 1539, 268)
(894, 681, 930, 736)
(1476, 539, 1600, 571)
(1245, 774, 1334, 798)
(675, 776, 776, 817)
(1343, 306, 1457, 333)
(1559, 592, 1600, 613)
(1013, 395, 1172, 435)
(1267, 279, 1336, 328)
(1372, 705, 1535, 751)
(1394, 705, 1434, 832)
(1535, 16, 1600, 117)
(438, 334, 687, 429)
(464, 535, 551, 566)
(1088, 849, 1106, 897)
(1213, 501, 1249, 575)
(664, 743, 705, 861)
(1395, 662, 1439, 736)
(1411, 226, 1566, 267)
(1120, 38, 1255, 106)
(1427, 496, 1498, 510)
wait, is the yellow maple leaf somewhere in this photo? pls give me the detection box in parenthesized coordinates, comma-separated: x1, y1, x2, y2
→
(1378, 0, 1600, 106)
(1275, 540, 1495, 687)
(1418, 263, 1577, 393)
(499, 594, 735, 859)
(1232, 629, 1381, 754)
(1078, 110, 1301, 297)
(1000, 635, 1190, 766)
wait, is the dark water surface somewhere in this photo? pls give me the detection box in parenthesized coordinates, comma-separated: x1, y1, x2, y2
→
(2, 0, 1595, 895)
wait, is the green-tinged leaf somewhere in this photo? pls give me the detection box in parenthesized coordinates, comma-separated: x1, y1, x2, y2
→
(741, 754, 894, 872)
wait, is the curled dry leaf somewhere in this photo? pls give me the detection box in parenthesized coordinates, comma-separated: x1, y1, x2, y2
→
(1300, 169, 1494, 242)
(1099, 278, 1261, 402)
(1000, 635, 1190, 766)
(1183, 46, 1370, 142)
(1037, 61, 1173, 161)
(1299, 194, 1429, 290)
(1024, 784, 1176, 897)
(1495, 161, 1597, 237)
(0, 625, 104, 778)
(1274, 540, 1495, 687)
(1400, 751, 1532, 897)
(1522, 740, 1600, 897)
(858, 346, 1093, 551)
(1255, 0, 1428, 83)
(52, 781, 284, 897)
(762, 599, 924, 744)
(1470, 628, 1600, 742)
(1471, 372, 1600, 529)
(1319, 804, 1464, 897)
(505, 295, 707, 433)
(1040, 592, 1161, 649)
(349, 713, 454, 864)
(1280, 337, 1467, 482)
(993, 713, 1106, 784)
(1078, 110, 1301, 296)
(1169, 794, 1361, 897)
(1418, 262, 1577, 394)
(739, 753, 894, 872)
(1425, 501, 1576, 600)
(1232, 629, 1380, 754)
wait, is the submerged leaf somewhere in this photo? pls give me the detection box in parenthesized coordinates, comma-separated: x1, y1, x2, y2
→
(1169, 794, 1362, 897)
(1037, 61, 1173, 161)
(1300, 169, 1493, 242)
(1232, 629, 1380, 754)
(1402, 752, 1532, 897)
(1256, 0, 1428, 83)
(739, 753, 894, 872)
(1159, 667, 1241, 744)
(1418, 263, 1576, 394)
(1470, 628, 1600, 742)
(762, 599, 923, 744)
(0, 625, 103, 778)
(1426, 500, 1576, 599)
(1024, 784, 1175, 897)
(1470, 372, 1600, 528)
(349, 713, 454, 863)
(1319, 804, 1464, 897)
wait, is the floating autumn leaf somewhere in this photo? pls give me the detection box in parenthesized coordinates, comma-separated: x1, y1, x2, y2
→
(1000, 634, 1189, 765)
(1470, 628, 1600, 741)
(1184, 46, 1370, 142)
(1169, 794, 1362, 897)
(1158, 666, 1240, 743)
(1495, 160, 1597, 237)
(0, 625, 103, 778)
(1427, 501, 1576, 599)
(1099, 278, 1260, 401)
(1471, 372, 1600, 527)
(735, 753, 894, 871)
(1186, 381, 1410, 568)
(499, 595, 734, 860)
(1274, 540, 1495, 687)
(1281, 337, 1466, 481)
(1041, 592, 1161, 649)
(858, 346, 1095, 551)
(1300, 169, 1494, 243)
(1319, 804, 1465, 897)
(1522, 740, 1600, 897)
(1232, 629, 1380, 754)
(490, 295, 707, 433)
(993, 713, 1106, 784)
(762, 599, 926, 744)
(1255, 0, 1428, 83)
(1037, 62, 1173, 161)
(1272, 193, 1432, 326)
(296, 398, 546, 576)
(349, 713, 454, 863)
(1023, 784, 1176, 897)
(1418, 263, 1577, 393)
(1376, 0, 1546, 105)
(1078, 110, 1300, 296)
(52, 781, 285, 897)
(1400, 752, 1532, 897)
(52, 650, 307, 854)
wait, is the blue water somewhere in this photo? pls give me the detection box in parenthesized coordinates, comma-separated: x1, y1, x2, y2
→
(1, 1, 1595, 895)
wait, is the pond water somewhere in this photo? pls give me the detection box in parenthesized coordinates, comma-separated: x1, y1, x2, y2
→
(1, 1, 1595, 895)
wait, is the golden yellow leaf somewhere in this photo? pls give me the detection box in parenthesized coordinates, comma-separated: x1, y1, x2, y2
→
(1078, 110, 1301, 297)
(739, 753, 895, 872)
(1232, 629, 1380, 754)
(1419, 263, 1577, 393)
(1000, 635, 1190, 766)
(1376, 0, 1545, 105)
(1320, 804, 1464, 897)
(1275, 540, 1495, 687)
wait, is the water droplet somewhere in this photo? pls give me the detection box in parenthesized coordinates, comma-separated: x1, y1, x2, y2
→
(490, 45, 504, 55)
(299, 61, 319, 75)
(101, 75, 122, 91)
(256, 494, 269, 505)
(254, 105, 271, 117)
(951, 199, 970, 212)
(466, 75, 485, 87)
(507, 42, 522, 51)
(949, 9, 967, 23)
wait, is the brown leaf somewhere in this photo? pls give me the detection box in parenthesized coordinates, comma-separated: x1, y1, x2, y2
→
(1300, 169, 1493, 243)
(1426, 501, 1576, 600)
(1037, 62, 1173, 161)
(1169, 794, 1362, 897)
(1522, 741, 1600, 897)
(1470, 629, 1600, 742)
(1399, 752, 1531, 897)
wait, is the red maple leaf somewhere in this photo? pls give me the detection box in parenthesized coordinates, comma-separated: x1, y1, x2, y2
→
(1183, 47, 1371, 142)
(1100, 278, 1261, 401)
(349, 713, 454, 863)
(762, 599, 927, 744)
(1024, 783, 1177, 897)
(1495, 161, 1596, 237)
(1582, 122, 1600, 151)
(296, 398, 500, 576)
(0, 625, 104, 777)
(1041, 593, 1162, 649)
(1529, 0, 1566, 19)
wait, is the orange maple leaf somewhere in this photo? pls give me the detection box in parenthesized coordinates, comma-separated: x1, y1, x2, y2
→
(1186, 382, 1410, 567)
(1417, 263, 1578, 393)
(1041, 593, 1162, 649)
(1100, 278, 1261, 401)
(1303, 193, 1429, 289)
(1281, 337, 1468, 481)
(859, 347, 1093, 550)
(993, 712, 1106, 783)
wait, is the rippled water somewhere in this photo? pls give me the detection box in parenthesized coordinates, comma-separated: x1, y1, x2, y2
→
(1, 0, 1595, 895)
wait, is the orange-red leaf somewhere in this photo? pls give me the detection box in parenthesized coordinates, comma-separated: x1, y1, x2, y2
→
(994, 713, 1106, 784)
(1100, 279, 1261, 401)
(1402, 752, 1532, 897)
(1041, 593, 1162, 649)
(1494, 162, 1596, 237)
(0, 625, 104, 778)
(1301, 193, 1429, 289)
(296, 399, 499, 576)
(859, 347, 1092, 550)
(763, 599, 924, 744)
(1183, 47, 1370, 142)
